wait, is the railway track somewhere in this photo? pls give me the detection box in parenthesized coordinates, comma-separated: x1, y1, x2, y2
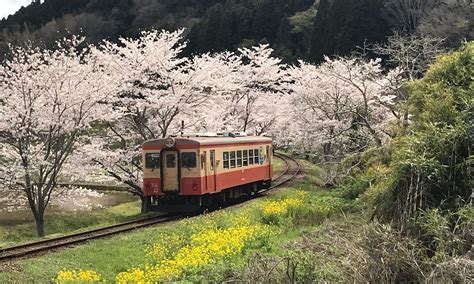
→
(271, 152, 301, 189)
(0, 153, 300, 262)
(0, 214, 181, 262)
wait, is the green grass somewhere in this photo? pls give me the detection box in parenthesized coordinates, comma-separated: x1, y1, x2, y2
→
(0, 201, 149, 248)
(0, 157, 355, 283)
(272, 154, 285, 173)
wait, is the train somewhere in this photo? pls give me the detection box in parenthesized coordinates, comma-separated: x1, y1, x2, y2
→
(141, 133, 273, 212)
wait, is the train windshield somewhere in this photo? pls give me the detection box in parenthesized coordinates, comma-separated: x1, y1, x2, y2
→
(181, 152, 197, 168)
(145, 153, 160, 169)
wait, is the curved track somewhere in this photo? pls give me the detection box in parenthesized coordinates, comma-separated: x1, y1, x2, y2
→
(0, 153, 300, 262)
(271, 152, 301, 189)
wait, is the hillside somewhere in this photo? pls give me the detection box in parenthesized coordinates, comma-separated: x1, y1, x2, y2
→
(0, 0, 316, 62)
(1, 0, 472, 62)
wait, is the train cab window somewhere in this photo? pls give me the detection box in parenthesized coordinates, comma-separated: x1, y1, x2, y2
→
(237, 151, 242, 167)
(254, 149, 259, 164)
(230, 151, 236, 168)
(166, 154, 176, 168)
(223, 152, 229, 169)
(181, 152, 197, 168)
(248, 150, 254, 165)
(145, 153, 160, 169)
(243, 150, 248, 166)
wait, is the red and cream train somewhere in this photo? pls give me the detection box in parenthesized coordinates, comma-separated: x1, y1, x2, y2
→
(142, 133, 273, 212)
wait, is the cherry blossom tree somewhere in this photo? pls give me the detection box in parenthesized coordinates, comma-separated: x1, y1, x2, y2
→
(290, 57, 403, 161)
(215, 44, 290, 134)
(0, 37, 117, 236)
(80, 30, 242, 212)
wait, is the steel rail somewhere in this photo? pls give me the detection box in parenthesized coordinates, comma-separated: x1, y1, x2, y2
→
(0, 153, 299, 262)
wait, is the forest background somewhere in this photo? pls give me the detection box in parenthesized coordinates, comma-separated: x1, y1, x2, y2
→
(1, 0, 472, 63)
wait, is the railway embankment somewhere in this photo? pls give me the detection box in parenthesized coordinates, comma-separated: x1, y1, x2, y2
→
(0, 158, 353, 282)
(1, 154, 472, 282)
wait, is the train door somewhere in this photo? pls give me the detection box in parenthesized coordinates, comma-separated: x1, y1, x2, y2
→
(266, 146, 272, 179)
(162, 150, 179, 193)
(209, 150, 217, 191)
(203, 151, 208, 191)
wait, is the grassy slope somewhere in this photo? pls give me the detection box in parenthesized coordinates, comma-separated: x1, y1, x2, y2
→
(1, 159, 354, 282)
(0, 201, 147, 248)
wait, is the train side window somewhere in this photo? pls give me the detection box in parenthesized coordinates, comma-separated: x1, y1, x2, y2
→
(254, 149, 259, 164)
(223, 152, 229, 169)
(243, 150, 248, 166)
(237, 151, 242, 167)
(248, 149, 254, 165)
(181, 152, 196, 168)
(145, 153, 160, 169)
(230, 151, 236, 168)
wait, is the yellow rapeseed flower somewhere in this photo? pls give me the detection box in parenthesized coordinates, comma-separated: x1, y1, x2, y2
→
(116, 223, 272, 282)
(55, 269, 102, 283)
(260, 191, 306, 218)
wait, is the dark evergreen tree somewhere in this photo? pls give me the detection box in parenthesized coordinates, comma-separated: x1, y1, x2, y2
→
(309, 0, 390, 63)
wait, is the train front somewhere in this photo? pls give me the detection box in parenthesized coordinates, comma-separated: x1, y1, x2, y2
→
(141, 137, 202, 212)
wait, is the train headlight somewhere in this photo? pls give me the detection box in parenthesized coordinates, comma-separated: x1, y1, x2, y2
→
(165, 137, 175, 148)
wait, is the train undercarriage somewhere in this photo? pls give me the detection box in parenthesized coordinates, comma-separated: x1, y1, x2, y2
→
(144, 180, 271, 213)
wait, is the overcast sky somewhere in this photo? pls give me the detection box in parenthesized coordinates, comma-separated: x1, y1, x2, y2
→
(1, 0, 32, 19)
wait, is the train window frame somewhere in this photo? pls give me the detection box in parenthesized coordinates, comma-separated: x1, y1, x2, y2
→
(145, 153, 160, 169)
(223, 151, 229, 169)
(230, 151, 236, 168)
(248, 149, 254, 165)
(254, 148, 259, 164)
(243, 150, 248, 166)
(181, 152, 197, 168)
(237, 150, 242, 167)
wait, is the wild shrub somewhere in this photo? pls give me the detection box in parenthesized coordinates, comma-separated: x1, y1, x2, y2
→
(349, 42, 474, 232)
(417, 206, 473, 262)
(240, 217, 427, 282)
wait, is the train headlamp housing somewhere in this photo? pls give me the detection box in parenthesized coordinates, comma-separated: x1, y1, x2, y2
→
(165, 137, 176, 148)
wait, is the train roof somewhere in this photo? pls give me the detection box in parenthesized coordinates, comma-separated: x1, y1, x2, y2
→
(143, 136, 272, 149)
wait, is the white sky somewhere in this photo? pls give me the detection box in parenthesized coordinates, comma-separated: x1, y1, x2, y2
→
(0, 0, 33, 19)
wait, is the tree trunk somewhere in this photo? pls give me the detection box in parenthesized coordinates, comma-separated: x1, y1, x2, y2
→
(140, 196, 150, 214)
(34, 211, 45, 237)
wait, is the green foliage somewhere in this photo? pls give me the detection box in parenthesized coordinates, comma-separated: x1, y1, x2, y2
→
(241, 216, 427, 282)
(335, 43, 473, 265)
(288, 0, 319, 34)
(417, 206, 473, 262)
(345, 43, 473, 228)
